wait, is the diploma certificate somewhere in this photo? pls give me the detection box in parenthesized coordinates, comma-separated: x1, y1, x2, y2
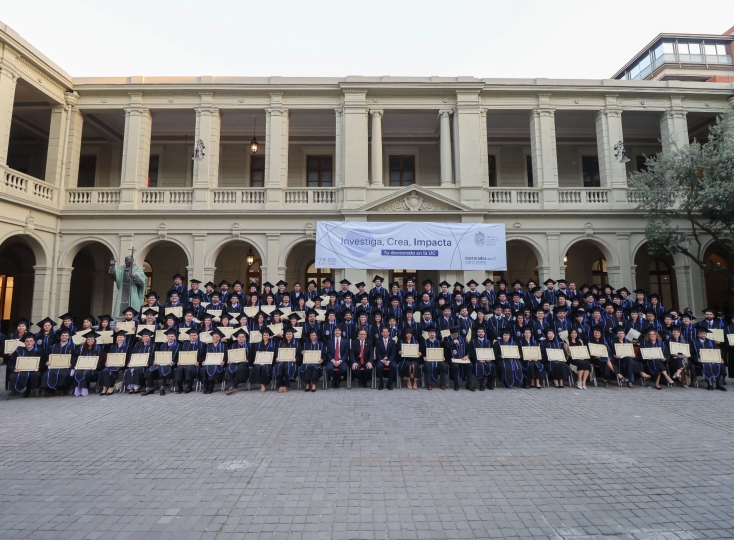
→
(546, 348, 566, 362)
(206, 310, 222, 319)
(249, 331, 262, 344)
(640, 347, 664, 360)
(475, 348, 495, 361)
(558, 330, 569, 342)
(106, 353, 126, 367)
(165, 306, 182, 318)
(244, 307, 259, 318)
(500, 345, 520, 359)
(261, 306, 275, 315)
(614, 343, 635, 357)
(440, 329, 450, 339)
(227, 348, 247, 363)
(707, 329, 725, 342)
(204, 352, 224, 366)
(302, 350, 321, 364)
(76, 356, 99, 370)
(293, 328, 303, 340)
(588, 343, 608, 357)
(115, 321, 135, 334)
(254, 351, 274, 365)
(48, 354, 71, 369)
(268, 323, 283, 336)
(97, 331, 113, 345)
(669, 342, 690, 357)
(199, 331, 213, 344)
(16, 356, 40, 371)
(155, 330, 167, 343)
(426, 348, 444, 361)
(626, 329, 641, 342)
(401, 343, 420, 358)
(728, 334, 734, 346)
(128, 354, 149, 367)
(4, 339, 20, 354)
(522, 346, 542, 361)
(137, 325, 155, 335)
(700, 348, 723, 363)
(154, 351, 172, 365)
(276, 347, 296, 362)
(569, 346, 590, 360)
(177, 351, 198, 366)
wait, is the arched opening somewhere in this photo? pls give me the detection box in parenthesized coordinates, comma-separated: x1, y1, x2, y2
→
(634, 243, 677, 308)
(306, 261, 334, 289)
(0, 237, 36, 333)
(505, 240, 539, 286)
(565, 240, 607, 287)
(140, 242, 190, 295)
(213, 241, 262, 288)
(285, 240, 325, 288)
(703, 243, 734, 313)
(68, 242, 115, 319)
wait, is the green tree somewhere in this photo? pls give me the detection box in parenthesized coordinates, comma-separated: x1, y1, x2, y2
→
(629, 108, 734, 293)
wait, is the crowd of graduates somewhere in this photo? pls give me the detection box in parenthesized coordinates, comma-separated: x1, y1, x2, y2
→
(2, 273, 733, 398)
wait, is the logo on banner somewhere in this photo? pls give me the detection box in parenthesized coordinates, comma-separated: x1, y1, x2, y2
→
(474, 231, 486, 247)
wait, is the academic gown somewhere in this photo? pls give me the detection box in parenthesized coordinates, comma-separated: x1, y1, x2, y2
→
(493, 338, 523, 388)
(176, 340, 204, 385)
(519, 337, 544, 381)
(639, 340, 670, 377)
(124, 342, 154, 389)
(9, 345, 43, 393)
(98, 342, 129, 388)
(299, 341, 324, 383)
(72, 345, 102, 390)
(273, 339, 299, 387)
(423, 338, 448, 386)
(541, 339, 570, 382)
(203, 342, 227, 383)
(397, 337, 421, 378)
(225, 341, 250, 387)
(248, 340, 277, 385)
(469, 337, 496, 384)
(146, 341, 179, 388)
(40, 341, 74, 391)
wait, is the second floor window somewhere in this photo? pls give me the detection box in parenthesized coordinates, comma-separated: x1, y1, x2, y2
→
(488, 155, 497, 187)
(582, 156, 600, 188)
(306, 156, 333, 187)
(250, 156, 265, 187)
(389, 156, 415, 187)
(148, 155, 160, 188)
(78, 155, 97, 188)
(526, 155, 534, 188)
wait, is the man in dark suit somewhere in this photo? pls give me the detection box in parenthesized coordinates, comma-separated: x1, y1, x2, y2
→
(324, 326, 350, 388)
(374, 326, 397, 390)
(350, 328, 374, 388)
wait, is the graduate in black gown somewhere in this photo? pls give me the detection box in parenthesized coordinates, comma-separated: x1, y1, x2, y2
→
(72, 332, 102, 396)
(9, 333, 43, 397)
(519, 327, 543, 389)
(249, 327, 276, 393)
(541, 327, 570, 387)
(639, 327, 675, 390)
(202, 328, 227, 394)
(143, 327, 178, 396)
(40, 327, 74, 396)
(692, 325, 726, 391)
(447, 326, 473, 392)
(468, 326, 496, 391)
(300, 329, 324, 392)
(274, 327, 299, 393)
(176, 327, 204, 393)
(421, 325, 447, 390)
(124, 328, 154, 393)
(224, 328, 250, 395)
(98, 330, 129, 394)
(493, 328, 523, 389)
(397, 327, 421, 390)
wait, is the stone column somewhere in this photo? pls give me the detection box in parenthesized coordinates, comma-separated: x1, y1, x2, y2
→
(342, 90, 368, 208)
(193, 95, 220, 209)
(45, 104, 69, 186)
(53, 266, 73, 318)
(615, 233, 634, 289)
(265, 97, 287, 209)
(0, 64, 18, 167)
(546, 232, 561, 279)
(439, 110, 453, 186)
(192, 233, 207, 280)
(529, 97, 559, 209)
(596, 98, 628, 205)
(264, 233, 280, 285)
(31, 265, 53, 323)
(370, 109, 383, 186)
(660, 107, 688, 153)
(454, 90, 483, 205)
(334, 108, 343, 188)
(120, 97, 152, 209)
(64, 100, 84, 188)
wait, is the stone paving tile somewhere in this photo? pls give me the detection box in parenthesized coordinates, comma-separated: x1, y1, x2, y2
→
(0, 375, 733, 539)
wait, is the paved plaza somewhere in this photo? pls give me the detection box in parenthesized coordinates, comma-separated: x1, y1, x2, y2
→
(0, 376, 732, 540)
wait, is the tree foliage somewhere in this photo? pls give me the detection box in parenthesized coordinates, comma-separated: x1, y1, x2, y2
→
(629, 108, 734, 292)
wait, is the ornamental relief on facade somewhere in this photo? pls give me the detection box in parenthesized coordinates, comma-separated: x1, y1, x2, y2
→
(381, 190, 445, 212)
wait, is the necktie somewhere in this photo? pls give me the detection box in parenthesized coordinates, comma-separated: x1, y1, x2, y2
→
(335, 340, 340, 362)
(360, 341, 364, 364)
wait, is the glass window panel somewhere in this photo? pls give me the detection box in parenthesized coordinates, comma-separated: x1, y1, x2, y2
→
(403, 157, 414, 168)
(678, 42, 690, 54)
(717, 44, 728, 55)
(389, 157, 400, 168)
(307, 172, 319, 182)
(307, 157, 319, 169)
(638, 54, 650, 69)
(663, 42, 675, 54)
(403, 171, 414, 181)
(653, 44, 664, 59)
(321, 172, 332, 185)
(390, 171, 400, 181)
(705, 44, 717, 56)
(322, 157, 333, 170)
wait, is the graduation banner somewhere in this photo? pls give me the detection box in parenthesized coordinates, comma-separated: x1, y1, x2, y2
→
(315, 221, 507, 270)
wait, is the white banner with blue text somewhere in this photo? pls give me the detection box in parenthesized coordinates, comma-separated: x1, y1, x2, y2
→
(315, 221, 507, 270)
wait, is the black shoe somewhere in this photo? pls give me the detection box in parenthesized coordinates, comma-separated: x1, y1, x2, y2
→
(379, 382, 384, 390)
(717, 385, 727, 391)
(175, 385, 183, 394)
(479, 382, 485, 391)
(707, 383, 713, 390)
(23, 387, 32, 398)
(184, 385, 192, 394)
(142, 388, 154, 396)
(387, 383, 393, 390)
(466, 384, 475, 392)
(487, 382, 494, 390)
(160, 388, 166, 396)
(723, 379, 727, 385)
(454, 383, 459, 391)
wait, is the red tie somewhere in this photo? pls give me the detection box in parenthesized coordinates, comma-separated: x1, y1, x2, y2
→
(360, 342, 364, 364)
(335, 340, 340, 362)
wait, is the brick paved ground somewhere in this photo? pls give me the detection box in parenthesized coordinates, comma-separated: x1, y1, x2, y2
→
(0, 373, 732, 540)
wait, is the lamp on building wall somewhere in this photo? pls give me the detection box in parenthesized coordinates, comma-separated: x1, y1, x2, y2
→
(250, 118, 259, 154)
(613, 141, 630, 163)
(246, 248, 255, 266)
(192, 139, 206, 161)
(563, 255, 568, 264)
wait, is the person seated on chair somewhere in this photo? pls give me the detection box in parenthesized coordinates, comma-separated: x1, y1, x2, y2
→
(176, 327, 204, 393)
(422, 325, 447, 391)
(248, 328, 276, 393)
(350, 328, 373, 388)
(494, 328, 524, 389)
(639, 326, 675, 390)
(374, 326, 397, 390)
(202, 328, 227, 394)
(468, 326, 496, 391)
(224, 328, 250, 395)
(588, 326, 625, 388)
(692, 324, 726, 391)
(40, 327, 74, 397)
(143, 327, 178, 396)
(397, 327, 421, 390)
(608, 326, 647, 388)
(72, 331, 102, 397)
(667, 326, 691, 389)
(541, 327, 570, 388)
(519, 327, 543, 389)
(300, 329, 324, 392)
(124, 328, 154, 393)
(448, 326, 472, 392)
(325, 326, 349, 389)
(98, 329, 129, 395)
(9, 332, 43, 398)
(274, 327, 299, 393)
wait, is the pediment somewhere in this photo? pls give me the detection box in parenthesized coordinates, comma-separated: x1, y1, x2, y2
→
(358, 186, 470, 213)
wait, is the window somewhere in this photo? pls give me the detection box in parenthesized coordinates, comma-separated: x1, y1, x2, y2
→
(488, 155, 497, 187)
(77, 155, 97, 188)
(582, 156, 600, 188)
(649, 259, 676, 307)
(306, 261, 333, 289)
(306, 156, 333, 187)
(678, 41, 702, 63)
(591, 258, 608, 285)
(143, 261, 153, 295)
(526, 155, 534, 187)
(148, 155, 160, 188)
(388, 156, 415, 187)
(250, 156, 265, 187)
(704, 42, 733, 64)
(246, 257, 262, 287)
(391, 270, 418, 290)
(636, 155, 648, 172)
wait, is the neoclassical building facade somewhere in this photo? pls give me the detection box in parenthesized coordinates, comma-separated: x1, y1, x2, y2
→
(0, 22, 733, 329)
